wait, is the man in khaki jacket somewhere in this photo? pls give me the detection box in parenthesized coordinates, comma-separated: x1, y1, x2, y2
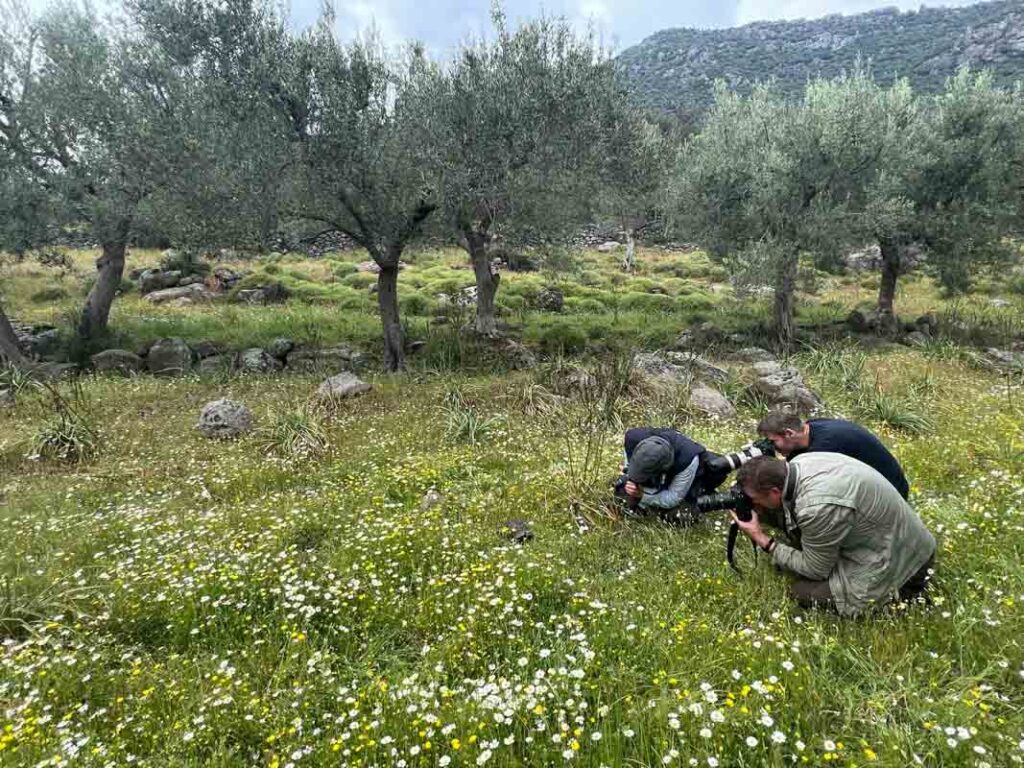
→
(733, 453, 936, 616)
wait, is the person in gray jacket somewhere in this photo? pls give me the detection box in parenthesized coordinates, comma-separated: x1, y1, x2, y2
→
(732, 453, 936, 616)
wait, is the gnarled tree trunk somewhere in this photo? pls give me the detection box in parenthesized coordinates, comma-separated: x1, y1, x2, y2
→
(466, 229, 500, 336)
(79, 222, 130, 339)
(773, 252, 798, 346)
(377, 259, 404, 372)
(0, 301, 26, 365)
(877, 238, 901, 318)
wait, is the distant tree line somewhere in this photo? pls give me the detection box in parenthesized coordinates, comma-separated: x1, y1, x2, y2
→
(2, 0, 1023, 367)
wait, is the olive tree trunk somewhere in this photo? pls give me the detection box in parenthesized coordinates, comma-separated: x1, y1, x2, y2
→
(772, 252, 798, 346)
(465, 230, 500, 336)
(0, 301, 26, 365)
(877, 238, 901, 318)
(78, 232, 129, 340)
(377, 261, 404, 372)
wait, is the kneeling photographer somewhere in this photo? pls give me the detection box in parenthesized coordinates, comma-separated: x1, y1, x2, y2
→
(729, 454, 936, 616)
(613, 427, 732, 524)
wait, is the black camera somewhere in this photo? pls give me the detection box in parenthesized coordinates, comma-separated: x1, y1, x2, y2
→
(705, 437, 776, 475)
(695, 485, 753, 522)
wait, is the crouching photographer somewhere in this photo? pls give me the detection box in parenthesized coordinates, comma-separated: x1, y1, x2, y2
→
(613, 427, 732, 525)
(728, 454, 937, 617)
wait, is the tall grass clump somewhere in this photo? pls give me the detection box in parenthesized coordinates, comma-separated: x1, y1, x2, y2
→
(443, 386, 502, 444)
(257, 407, 331, 457)
(27, 381, 100, 463)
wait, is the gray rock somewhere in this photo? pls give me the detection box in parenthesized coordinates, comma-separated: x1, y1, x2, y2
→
(178, 275, 205, 287)
(0, 388, 15, 408)
(689, 384, 736, 419)
(235, 282, 289, 305)
(985, 348, 1024, 370)
(316, 371, 372, 400)
(198, 355, 232, 375)
(236, 289, 267, 305)
(420, 489, 443, 512)
(500, 339, 537, 371)
(729, 347, 776, 364)
(143, 283, 213, 304)
(664, 351, 730, 384)
(146, 337, 193, 376)
(535, 287, 564, 312)
(752, 360, 783, 377)
(197, 398, 253, 439)
(91, 349, 144, 375)
(595, 241, 622, 252)
(237, 347, 283, 374)
(139, 269, 182, 295)
(287, 345, 354, 373)
(750, 365, 821, 415)
(266, 337, 295, 360)
(990, 298, 1011, 308)
(211, 267, 244, 291)
(27, 328, 61, 359)
(632, 352, 693, 386)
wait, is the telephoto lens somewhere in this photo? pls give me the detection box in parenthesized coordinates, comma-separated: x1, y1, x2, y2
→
(706, 437, 776, 475)
(695, 485, 753, 521)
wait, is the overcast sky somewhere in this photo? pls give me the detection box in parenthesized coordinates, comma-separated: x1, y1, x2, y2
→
(25, 0, 986, 53)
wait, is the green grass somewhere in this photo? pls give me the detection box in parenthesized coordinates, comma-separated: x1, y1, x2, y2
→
(2, 247, 1024, 766)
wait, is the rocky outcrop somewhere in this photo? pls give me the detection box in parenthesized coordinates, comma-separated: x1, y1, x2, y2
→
(197, 399, 254, 439)
(146, 338, 193, 376)
(91, 349, 145, 375)
(316, 372, 372, 401)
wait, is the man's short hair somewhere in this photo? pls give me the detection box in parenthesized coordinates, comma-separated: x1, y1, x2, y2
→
(736, 456, 788, 492)
(757, 410, 804, 435)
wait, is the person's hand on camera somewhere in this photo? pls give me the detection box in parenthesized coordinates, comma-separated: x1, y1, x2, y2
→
(731, 510, 772, 551)
(624, 481, 643, 499)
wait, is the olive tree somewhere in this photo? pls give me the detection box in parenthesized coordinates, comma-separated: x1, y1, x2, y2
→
(869, 69, 1024, 314)
(677, 73, 908, 343)
(286, 24, 439, 370)
(420, 11, 646, 334)
(0, 0, 202, 340)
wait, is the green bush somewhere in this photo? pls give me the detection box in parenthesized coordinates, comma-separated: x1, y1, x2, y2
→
(526, 319, 588, 356)
(402, 292, 433, 316)
(31, 287, 70, 303)
(619, 292, 676, 312)
(342, 272, 378, 290)
(331, 262, 357, 278)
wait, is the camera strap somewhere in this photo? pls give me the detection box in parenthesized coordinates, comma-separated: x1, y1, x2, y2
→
(726, 523, 757, 573)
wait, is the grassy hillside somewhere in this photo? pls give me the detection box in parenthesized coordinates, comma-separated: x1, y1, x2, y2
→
(2, 246, 1024, 766)
(618, 0, 1024, 116)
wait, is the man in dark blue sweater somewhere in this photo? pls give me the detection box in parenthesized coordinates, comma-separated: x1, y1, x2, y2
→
(757, 411, 910, 499)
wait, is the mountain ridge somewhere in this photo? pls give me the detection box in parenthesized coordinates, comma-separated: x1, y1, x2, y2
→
(617, 1, 1024, 117)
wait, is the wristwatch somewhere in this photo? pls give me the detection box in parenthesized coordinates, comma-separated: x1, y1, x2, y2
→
(761, 537, 776, 554)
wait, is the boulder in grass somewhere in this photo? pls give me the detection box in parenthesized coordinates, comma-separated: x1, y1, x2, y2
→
(689, 383, 736, 419)
(91, 349, 145, 376)
(316, 371, 371, 401)
(146, 337, 193, 376)
(197, 398, 253, 439)
(144, 283, 213, 304)
(266, 337, 295, 360)
(237, 347, 283, 374)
